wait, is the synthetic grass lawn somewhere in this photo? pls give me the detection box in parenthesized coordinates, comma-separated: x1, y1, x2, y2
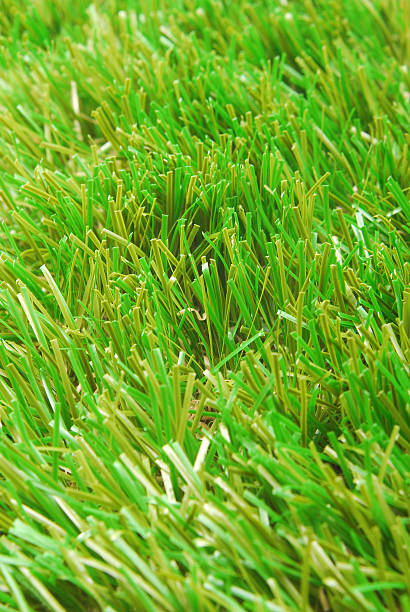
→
(0, 0, 408, 610)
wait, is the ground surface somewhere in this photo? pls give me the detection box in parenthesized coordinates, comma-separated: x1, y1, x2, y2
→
(0, 1, 409, 610)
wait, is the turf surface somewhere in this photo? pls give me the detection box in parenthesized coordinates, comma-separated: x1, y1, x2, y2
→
(0, 0, 409, 610)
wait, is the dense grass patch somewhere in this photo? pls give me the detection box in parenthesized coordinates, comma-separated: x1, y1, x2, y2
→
(0, 0, 409, 610)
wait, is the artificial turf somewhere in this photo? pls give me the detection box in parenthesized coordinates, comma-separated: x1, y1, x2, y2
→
(0, 0, 409, 610)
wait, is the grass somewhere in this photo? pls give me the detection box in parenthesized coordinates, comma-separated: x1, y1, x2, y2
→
(0, 0, 408, 610)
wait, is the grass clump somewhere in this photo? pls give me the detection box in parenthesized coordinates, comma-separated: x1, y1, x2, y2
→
(0, 0, 409, 610)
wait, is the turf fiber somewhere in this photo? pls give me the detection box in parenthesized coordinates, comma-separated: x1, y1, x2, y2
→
(0, 0, 409, 610)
